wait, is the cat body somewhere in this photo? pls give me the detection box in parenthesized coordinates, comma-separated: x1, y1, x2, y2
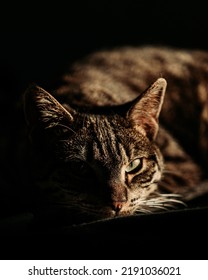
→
(21, 46, 208, 224)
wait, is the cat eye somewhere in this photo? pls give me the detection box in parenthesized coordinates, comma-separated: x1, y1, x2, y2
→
(125, 158, 143, 174)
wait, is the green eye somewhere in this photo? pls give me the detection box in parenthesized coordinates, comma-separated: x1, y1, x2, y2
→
(125, 158, 142, 173)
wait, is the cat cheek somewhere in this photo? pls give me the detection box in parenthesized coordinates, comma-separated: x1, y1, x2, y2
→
(153, 170, 162, 183)
(126, 173, 134, 185)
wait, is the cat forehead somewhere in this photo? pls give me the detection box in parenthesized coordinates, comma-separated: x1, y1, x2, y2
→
(81, 114, 128, 137)
(72, 114, 153, 154)
(81, 113, 127, 129)
(75, 114, 146, 143)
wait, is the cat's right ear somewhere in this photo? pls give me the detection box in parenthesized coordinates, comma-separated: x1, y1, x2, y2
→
(24, 84, 75, 138)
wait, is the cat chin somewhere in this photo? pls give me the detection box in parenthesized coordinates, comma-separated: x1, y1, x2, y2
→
(78, 208, 132, 220)
(95, 207, 135, 219)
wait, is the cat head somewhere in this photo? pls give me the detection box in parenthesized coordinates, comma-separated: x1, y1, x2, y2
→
(24, 78, 167, 222)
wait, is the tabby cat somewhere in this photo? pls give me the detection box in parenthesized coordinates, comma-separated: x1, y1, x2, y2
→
(21, 46, 208, 225)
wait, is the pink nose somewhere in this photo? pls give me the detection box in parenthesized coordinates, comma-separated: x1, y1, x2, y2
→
(112, 201, 125, 213)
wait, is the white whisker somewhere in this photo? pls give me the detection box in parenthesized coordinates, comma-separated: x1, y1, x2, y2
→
(159, 193, 182, 197)
(133, 191, 186, 214)
(135, 208, 153, 214)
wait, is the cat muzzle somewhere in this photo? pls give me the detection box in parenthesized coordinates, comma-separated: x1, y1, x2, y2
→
(111, 201, 126, 213)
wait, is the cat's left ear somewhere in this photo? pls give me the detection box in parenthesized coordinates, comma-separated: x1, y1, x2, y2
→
(127, 78, 167, 140)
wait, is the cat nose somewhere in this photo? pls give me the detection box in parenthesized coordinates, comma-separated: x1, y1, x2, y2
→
(112, 201, 125, 213)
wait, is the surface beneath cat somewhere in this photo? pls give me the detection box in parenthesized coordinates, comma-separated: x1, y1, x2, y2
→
(0, 203, 208, 259)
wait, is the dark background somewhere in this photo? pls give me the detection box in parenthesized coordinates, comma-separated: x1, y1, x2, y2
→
(1, 2, 208, 259)
(1, 2, 208, 97)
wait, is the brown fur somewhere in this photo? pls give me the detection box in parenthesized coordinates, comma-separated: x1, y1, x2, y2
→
(10, 46, 208, 224)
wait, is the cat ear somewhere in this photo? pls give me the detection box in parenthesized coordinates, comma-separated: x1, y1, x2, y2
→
(127, 78, 167, 140)
(24, 84, 75, 137)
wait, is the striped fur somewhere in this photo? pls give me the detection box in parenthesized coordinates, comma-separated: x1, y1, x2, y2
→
(23, 46, 208, 224)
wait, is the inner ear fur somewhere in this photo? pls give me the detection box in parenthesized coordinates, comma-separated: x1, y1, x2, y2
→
(24, 84, 75, 138)
(127, 78, 167, 140)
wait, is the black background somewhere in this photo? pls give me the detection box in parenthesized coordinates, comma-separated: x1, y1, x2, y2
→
(1, 1, 208, 97)
(1, 1, 208, 259)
